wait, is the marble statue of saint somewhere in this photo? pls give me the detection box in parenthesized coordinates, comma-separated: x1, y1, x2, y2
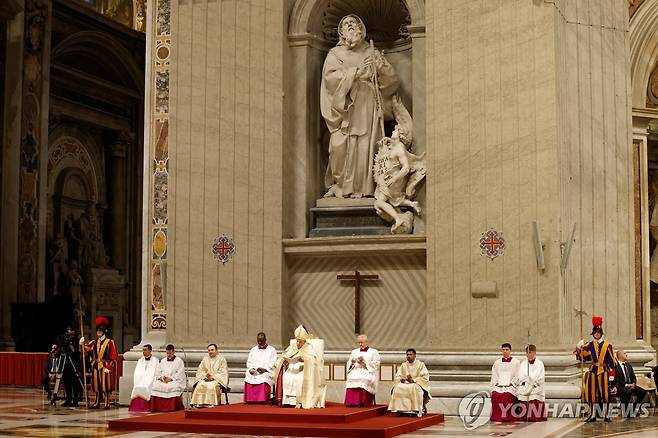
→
(76, 212, 94, 269)
(64, 213, 79, 265)
(320, 14, 400, 198)
(48, 232, 68, 296)
(90, 231, 110, 268)
(67, 260, 86, 323)
(373, 96, 426, 234)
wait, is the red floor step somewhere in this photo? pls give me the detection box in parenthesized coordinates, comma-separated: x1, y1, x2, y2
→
(186, 401, 388, 423)
(108, 403, 445, 438)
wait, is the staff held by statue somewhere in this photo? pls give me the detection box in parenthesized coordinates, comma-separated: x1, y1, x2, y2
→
(369, 39, 385, 138)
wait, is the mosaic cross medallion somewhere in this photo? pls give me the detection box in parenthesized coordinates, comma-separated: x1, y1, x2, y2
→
(479, 229, 505, 260)
(211, 234, 236, 264)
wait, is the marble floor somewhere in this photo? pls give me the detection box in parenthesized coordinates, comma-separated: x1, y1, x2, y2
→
(0, 387, 657, 438)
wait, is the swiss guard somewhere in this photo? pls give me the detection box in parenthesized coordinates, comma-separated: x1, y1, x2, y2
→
(81, 316, 118, 408)
(575, 316, 617, 422)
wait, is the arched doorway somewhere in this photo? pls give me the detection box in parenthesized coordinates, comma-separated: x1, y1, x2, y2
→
(43, 11, 146, 350)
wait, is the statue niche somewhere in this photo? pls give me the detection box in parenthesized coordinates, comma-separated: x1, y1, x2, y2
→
(46, 134, 118, 334)
(309, 8, 425, 236)
(47, 168, 110, 321)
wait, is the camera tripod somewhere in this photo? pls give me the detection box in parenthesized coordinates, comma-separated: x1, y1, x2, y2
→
(50, 353, 85, 406)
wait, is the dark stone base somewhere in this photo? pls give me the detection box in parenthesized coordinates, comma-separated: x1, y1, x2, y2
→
(309, 205, 391, 237)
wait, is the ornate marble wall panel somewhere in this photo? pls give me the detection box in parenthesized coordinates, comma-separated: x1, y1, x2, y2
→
(284, 253, 426, 350)
(146, 0, 171, 332)
(165, 0, 284, 347)
(425, 0, 636, 349)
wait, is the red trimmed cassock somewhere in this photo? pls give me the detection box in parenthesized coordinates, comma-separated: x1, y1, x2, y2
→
(244, 343, 277, 403)
(490, 356, 520, 422)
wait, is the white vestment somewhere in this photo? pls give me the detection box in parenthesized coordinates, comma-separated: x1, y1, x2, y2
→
(130, 356, 159, 400)
(515, 358, 545, 402)
(151, 356, 186, 398)
(345, 347, 381, 395)
(491, 357, 521, 396)
(190, 355, 229, 406)
(388, 359, 431, 416)
(282, 355, 305, 406)
(275, 338, 326, 408)
(244, 345, 277, 386)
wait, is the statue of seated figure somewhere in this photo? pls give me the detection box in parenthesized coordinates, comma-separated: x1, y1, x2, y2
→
(273, 325, 326, 408)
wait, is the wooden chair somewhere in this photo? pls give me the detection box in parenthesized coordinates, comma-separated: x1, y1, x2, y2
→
(189, 381, 231, 405)
(220, 385, 231, 405)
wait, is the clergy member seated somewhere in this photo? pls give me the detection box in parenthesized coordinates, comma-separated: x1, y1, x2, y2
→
(190, 343, 229, 408)
(274, 325, 326, 408)
(515, 344, 547, 421)
(150, 344, 186, 411)
(345, 334, 380, 407)
(490, 342, 520, 422)
(388, 348, 431, 416)
(244, 332, 277, 403)
(128, 344, 159, 412)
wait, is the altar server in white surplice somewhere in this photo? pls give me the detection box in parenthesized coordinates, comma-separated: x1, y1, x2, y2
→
(345, 334, 380, 407)
(244, 332, 277, 403)
(150, 344, 186, 411)
(490, 342, 521, 422)
(128, 344, 159, 412)
(515, 344, 547, 421)
(190, 343, 229, 407)
(388, 348, 431, 416)
(273, 325, 326, 408)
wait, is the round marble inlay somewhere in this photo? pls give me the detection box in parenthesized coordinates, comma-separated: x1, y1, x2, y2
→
(156, 45, 170, 61)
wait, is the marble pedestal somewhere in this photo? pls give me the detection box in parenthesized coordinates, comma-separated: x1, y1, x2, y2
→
(86, 268, 125, 350)
(309, 198, 393, 237)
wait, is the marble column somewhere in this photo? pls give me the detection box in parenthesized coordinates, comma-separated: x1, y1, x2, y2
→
(284, 35, 328, 239)
(408, 24, 425, 233)
(633, 112, 656, 345)
(0, 0, 24, 350)
(426, 0, 642, 349)
(106, 133, 130, 273)
(423, 0, 655, 412)
(16, 0, 52, 304)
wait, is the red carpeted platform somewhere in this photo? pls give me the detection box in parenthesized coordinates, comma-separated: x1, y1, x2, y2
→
(108, 401, 444, 438)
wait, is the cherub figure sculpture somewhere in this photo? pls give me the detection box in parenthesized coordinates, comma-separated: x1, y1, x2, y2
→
(373, 96, 426, 234)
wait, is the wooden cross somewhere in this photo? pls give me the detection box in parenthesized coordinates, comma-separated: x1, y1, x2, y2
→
(337, 270, 379, 334)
